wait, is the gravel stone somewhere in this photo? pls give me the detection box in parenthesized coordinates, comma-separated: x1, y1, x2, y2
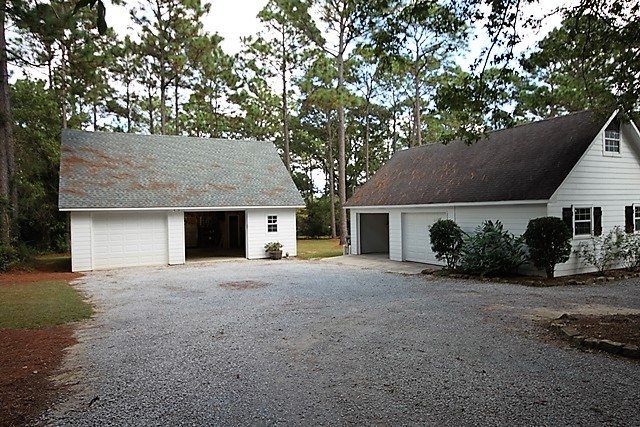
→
(44, 260, 640, 426)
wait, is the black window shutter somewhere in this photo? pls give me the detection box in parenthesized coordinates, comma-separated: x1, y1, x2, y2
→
(625, 206, 634, 233)
(562, 208, 573, 235)
(594, 207, 602, 236)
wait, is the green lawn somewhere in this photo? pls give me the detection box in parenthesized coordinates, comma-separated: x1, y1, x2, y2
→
(0, 280, 92, 329)
(297, 238, 343, 260)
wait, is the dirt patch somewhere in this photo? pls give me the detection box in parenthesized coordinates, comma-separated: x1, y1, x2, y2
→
(0, 271, 82, 286)
(432, 268, 640, 287)
(219, 280, 269, 290)
(559, 314, 640, 347)
(0, 326, 76, 426)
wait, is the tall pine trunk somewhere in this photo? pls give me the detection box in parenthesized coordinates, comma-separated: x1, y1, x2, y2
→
(160, 77, 166, 134)
(364, 102, 370, 180)
(0, 0, 15, 244)
(337, 51, 347, 245)
(174, 78, 179, 134)
(412, 67, 421, 146)
(93, 101, 98, 131)
(392, 105, 398, 155)
(326, 110, 336, 239)
(147, 85, 154, 134)
(60, 44, 68, 129)
(126, 82, 132, 132)
(281, 26, 290, 172)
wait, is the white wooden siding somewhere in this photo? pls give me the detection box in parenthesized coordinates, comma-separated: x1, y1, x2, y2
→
(349, 210, 359, 254)
(389, 211, 402, 261)
(549, 125, 640, 275)
(453, 204, 547, 235)
(167, 211, 185, 265)
(70, 211, 93, 272)
(246, 208, 297, 259)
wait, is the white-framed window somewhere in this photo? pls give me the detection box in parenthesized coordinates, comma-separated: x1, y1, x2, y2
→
(573, 207, 592, 236)
(604, 121, 621, 155)
(635, 206, 640, 232)
(605, 130, 620, 153)
(267, 215, 278, 233)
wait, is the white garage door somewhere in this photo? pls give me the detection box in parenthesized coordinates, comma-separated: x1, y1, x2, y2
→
(402, 212, 445, 263)
(92, 212, 169, 269)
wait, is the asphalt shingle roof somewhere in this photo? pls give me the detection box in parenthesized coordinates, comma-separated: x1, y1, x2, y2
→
(345, 110, 609, 207)
(59, 130, 304, 209)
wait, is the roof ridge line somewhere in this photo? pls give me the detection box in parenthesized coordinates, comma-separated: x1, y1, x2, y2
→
(62, 128, 268, 144)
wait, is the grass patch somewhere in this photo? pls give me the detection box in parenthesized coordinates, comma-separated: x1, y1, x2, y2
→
(14, 253, 71, 272)
(297, 238, 343, 260)
(0, 280, 92, 329)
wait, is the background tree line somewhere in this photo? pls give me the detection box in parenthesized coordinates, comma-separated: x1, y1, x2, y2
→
(0, 0, 637, 254)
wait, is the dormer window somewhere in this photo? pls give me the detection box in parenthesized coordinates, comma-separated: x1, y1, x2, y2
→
(604, 121, 620, 154)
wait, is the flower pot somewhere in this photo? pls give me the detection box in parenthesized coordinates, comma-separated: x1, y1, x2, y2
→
(269, 250, 282, 260)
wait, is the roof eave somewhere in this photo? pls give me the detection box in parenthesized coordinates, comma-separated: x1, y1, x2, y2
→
(344, 199, 550, 209)
(60, 205, 306, 212)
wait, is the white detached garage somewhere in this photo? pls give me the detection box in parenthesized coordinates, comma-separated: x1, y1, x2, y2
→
(59, 130, 304, 272)
(346, 110, 640, 277)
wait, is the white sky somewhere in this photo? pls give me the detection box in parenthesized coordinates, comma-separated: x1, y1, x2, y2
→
(15, 0, 574, 83)
(107, 0, 268, 53)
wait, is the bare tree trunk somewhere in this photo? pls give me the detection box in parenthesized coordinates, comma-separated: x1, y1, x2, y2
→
(337, 50, 348, 244)
(326, 111, 336, 239)
(392, 104, 398, 156)
(60, 45, 68, 129)
(160, 75, 166, 134)
(0, 1, 14, 244)
(46, 44, 53, 90)
(412, 69, 421, 146)
(174, 77, 179, 134)
(93, 101, 98, 131)
(281, 26, 291, 172)
(126, 83, 131, 132)
(147, 85, 154, 134)
(364, 103, 370, 180)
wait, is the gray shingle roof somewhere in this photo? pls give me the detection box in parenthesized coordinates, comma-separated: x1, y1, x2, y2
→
(345, 110, 609, 207)
(59, 130, 304, 209)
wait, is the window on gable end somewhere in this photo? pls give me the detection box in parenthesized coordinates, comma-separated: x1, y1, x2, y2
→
(604, 120, 621, 154)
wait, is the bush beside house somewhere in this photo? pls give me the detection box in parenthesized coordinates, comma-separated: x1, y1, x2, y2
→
(429, 219, 464, 269)
(523, 217, 572, 278)
(457, 221, 527, 277)
(575, 227, 640, 274)
(429, 216, 640, 279)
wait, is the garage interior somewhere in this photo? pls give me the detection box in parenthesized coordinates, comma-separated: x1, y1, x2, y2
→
(359, 213, 389, 255)
(185, 211, 246, 260)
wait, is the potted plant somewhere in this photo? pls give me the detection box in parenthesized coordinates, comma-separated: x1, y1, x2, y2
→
(264, 242, 283, 260)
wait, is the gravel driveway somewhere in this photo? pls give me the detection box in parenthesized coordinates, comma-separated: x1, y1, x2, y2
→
(46, 260, 640, 426)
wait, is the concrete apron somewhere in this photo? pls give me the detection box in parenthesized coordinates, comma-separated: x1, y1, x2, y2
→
(318, 254, 440, 275)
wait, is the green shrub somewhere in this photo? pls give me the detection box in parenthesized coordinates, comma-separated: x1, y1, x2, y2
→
(0, 245, 19, 271)
(622, 233, 640, 270)
(297, 197, 334, 238)
(0, 243, 34, 271)
(429, 219, 464, 269)
(459, 220, 527, 276)
(575, 227, 626, 274)
(523, 217, 572, 278)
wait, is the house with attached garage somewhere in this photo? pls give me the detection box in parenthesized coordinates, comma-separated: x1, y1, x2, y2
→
(59, 130, 304, 272)
(345, 110, 640, 277)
